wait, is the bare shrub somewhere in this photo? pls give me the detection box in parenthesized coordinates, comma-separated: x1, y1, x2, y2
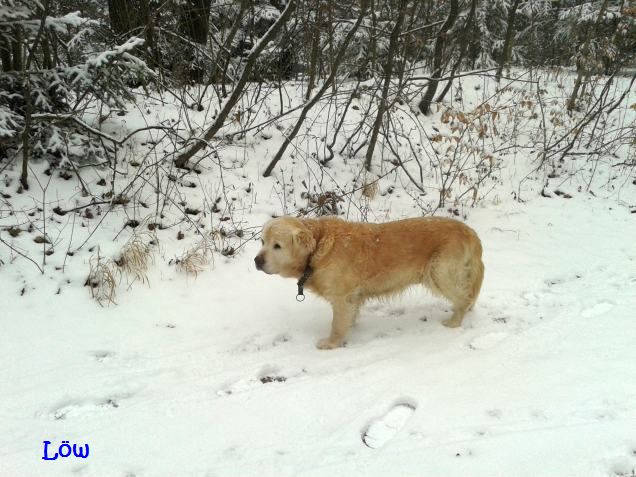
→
(86, 252, 120, 306)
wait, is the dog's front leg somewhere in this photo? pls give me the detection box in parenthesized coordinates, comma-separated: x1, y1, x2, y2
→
(317, 297, 359, 350)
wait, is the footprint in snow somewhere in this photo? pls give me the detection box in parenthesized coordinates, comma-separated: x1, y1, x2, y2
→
(544, 273, 583, 287)
(90, 350, 115, 362)
(581, 301, 614, 318)
(362, 402, 416, 449)
(468, 332, 508, 350)
(607, 456, 636, 477)
(217, 366, 292, 396)
(217, 375, 287, 395)
(50, 395, 130, 420)
(232, 333, 292, 353)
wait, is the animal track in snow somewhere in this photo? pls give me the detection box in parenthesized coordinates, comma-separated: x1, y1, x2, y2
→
(217, 365, 298, 396)
(232, 333, 292, 353)
(217, 375, 287, 395)
(608, 456, 636, 477)
(272, 333, 292, 347)
(388, 307, 406, 317)
(605, 441, 636, 476)
(544, 273, 583, 287)
(581, 301, 614, 318)
(468, 332, 508, 350)
(257, 364, 287, 383)
(373, 327, 404, 340)
(362, 401, 416, 449)
(50, 394, 132, 420)
(486, 408, 503, 419)
(90, 350, 115, 362)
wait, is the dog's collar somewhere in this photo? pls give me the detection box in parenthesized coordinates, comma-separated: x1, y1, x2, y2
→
(296, 261, 313, 302)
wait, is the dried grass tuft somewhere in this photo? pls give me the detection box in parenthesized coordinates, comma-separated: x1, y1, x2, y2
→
(86, 252, 121, 306)
(361, 180, 378, 200)
(173, 238, 214, 276)
(301, 190, 343, 216)
(87, 226, 158, 305)
(114, 230, 157, 284)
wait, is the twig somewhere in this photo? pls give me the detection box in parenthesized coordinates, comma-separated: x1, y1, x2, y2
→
(0, 235, 44, 273)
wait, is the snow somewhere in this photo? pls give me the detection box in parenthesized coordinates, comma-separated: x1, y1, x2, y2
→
(1, 71, 636, 476)
(45, 11, 86, 32)
(0, 104, 19, 137)
(362, 402, 416, 449)
(87, 37, 146, 70)
(2, 197, 635, 476)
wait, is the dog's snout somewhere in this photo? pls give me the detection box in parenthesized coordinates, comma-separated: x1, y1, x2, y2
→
(254, 255, 265, 270)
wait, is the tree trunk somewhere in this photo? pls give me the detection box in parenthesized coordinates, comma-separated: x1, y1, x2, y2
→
(436, 0, 477, 103)
(140, 0, 159, 70)
(179, 0, 212, 44)
(368, 0, 377, 77)
(364, 0, 407, 171)
(174, 0, 297, 169)
(0, 37, 12, 71)
(11, 27, 22, 71)
(216, 0, 250, 96)
(108, 0, 135, 36)
(20, 77, 31, 190)
(263, 0, 369, 177)
(567, 64, 584, 111)
(42, 32, 52, 69)
(495, 0, 521, 82)
(417, 0, 459, 115)
(108, 0, 157, 70)
(567, 0, 610, 111)
(178, 0, 213, 82)
(305, 0, 322, 100)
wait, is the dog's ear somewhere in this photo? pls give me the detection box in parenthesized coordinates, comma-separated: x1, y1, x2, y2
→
(293, 227, 316, 252)
(313, 233, 334, 264)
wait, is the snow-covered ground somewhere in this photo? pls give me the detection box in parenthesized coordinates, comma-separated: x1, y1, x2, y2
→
(1, 72, 635, 476)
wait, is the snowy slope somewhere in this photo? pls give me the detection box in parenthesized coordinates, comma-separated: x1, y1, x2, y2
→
(1, 72, 636, 477)
(2, 195, 636, 477)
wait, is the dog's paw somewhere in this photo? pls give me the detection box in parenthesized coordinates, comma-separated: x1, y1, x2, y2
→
(316, 338, 342, 350)
(442, 318, 462, 328)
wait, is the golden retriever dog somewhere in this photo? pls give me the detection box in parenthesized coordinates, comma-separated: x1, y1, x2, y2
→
(255, 216, 484, 349)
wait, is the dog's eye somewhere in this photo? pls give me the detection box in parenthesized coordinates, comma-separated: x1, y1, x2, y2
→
(261, 239, 264, 245)
(274, 243, 281, 250)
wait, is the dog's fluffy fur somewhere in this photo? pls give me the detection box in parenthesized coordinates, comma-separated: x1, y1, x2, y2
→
(255, 216, 484, 349)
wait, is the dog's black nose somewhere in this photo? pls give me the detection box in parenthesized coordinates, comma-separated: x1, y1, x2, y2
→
(254, 255, 264, 270)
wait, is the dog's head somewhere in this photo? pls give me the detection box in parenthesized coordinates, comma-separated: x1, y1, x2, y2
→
(254, 217, 316, 277)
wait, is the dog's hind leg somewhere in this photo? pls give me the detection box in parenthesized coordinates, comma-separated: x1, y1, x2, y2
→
(467, 259, 484, 311)
(428, 254, 482, 328)
(442, 302, 471, 328)
(317, 296, 360, 349)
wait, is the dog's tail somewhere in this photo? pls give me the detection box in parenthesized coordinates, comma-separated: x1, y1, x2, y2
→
(468, 255, 484, 310)
(421, 226, 484, 309)
(465, 231, 484, 309)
